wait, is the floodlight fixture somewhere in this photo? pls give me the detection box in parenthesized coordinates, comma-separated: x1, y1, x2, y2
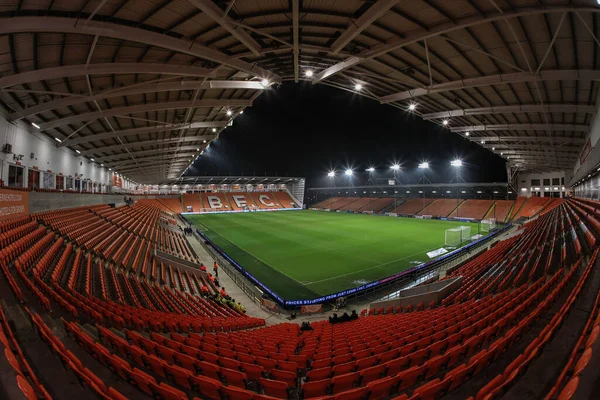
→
(305, 70, 314, 77)
(450, 159, 462, 167)
(465, 131, 470, 136)
(418, 162, 429, 169)
(240, 110, 244, 114)
(408, 103, 416, 111)
(366, 167, 375, 172)
(261, 79, 269, 87)
(196, 148, 200, 151)
(327, 171, 335, 178)
(390, 164, 400, 170)
(203, 140, 207, 143)
(345, 169, 353, 176)
(54, 137, 61, 143)
(226, 110, 233, 116)
(212, 128, 217, 133)
(492, 147, 495, 150)
(481, 140, 485, 144)
(32, 122, 40, 129)
(442, 119, 449, 126)
(354, 83, 363, 91)
(90, 158, 95, 162)
(76, 150, 81, 154)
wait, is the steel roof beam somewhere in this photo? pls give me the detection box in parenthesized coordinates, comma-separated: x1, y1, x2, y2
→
(187, 0, 262, 56)
(380, 70, 600, 104)
(312, 5, 600, 82)
(451, 123, 589, 133)
(100, 146, 204, 162)
(116, 161, 189, 173)
(41, 99, 251, 131)
(108, 153, 198, 168)
(0, 17, 279, 82)
(292, 0, 300, 82)
(422, 104, 597, 120)
(63, 122, 223, 147)
(465, 135, 585, 144)
(80, 135, 215, 154)
(481, 144, 580, 152)
(330, 0, 399, 55)
(0, 63, 217, 89)
(12, 80, 264, 121)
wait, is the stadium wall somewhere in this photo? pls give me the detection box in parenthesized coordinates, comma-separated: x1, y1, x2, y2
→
(27, 192, 179, 213)
(572, 90, 600, 185)
(0, 115, 135, 190)
(517, 171, 567, 198)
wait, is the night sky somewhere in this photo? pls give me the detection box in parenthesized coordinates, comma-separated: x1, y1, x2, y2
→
(185, 83, 507, 188)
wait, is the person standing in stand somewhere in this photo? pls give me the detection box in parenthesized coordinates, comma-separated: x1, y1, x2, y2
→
(213, 261, 219, 277)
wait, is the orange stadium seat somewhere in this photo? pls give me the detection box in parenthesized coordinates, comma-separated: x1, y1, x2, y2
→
(182, 193, 203, 212)
(393, 198, 434, 215)
(419, 199, 464, 217)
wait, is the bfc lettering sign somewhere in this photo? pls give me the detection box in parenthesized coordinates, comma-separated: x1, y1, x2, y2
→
(259, 194, 274, 207)
(0, 188, 29, 222)
(232, 195, 247, 208)
(206, 196, 223, 209)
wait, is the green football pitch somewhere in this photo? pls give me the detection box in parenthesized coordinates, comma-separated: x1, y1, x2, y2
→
(187, 211, 481, 301)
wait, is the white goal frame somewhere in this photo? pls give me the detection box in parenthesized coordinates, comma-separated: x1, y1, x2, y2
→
(480, 218, 497, 233)
(445, 226, 471, 247)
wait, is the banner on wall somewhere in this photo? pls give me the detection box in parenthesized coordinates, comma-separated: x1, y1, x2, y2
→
(260, 298, 277, 311)
(580, 138, 592, 165)
(300, 304, 323, 314)
(0, 188, 29, 222)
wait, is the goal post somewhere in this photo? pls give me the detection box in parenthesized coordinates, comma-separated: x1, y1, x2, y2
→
(480, 218, 497, 233)
(445, 226, 471, 247)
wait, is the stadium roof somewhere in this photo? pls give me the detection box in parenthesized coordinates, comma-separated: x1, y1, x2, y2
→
(164, 175, 304, 186)
(0, 0, 598, 182)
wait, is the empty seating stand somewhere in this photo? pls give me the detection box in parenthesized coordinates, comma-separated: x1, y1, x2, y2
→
(0, 193, 599, 400)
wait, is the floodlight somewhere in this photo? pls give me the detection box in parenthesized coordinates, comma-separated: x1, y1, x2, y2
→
(54, 137, 61, 142)
(450, 159, 462, 167)
(305, 70, 314, 77)
(226, 110, 233, 116)
(500, 152, 503, 155)
(240, 110, 244, 114)
(76, 150, 81, 154)
(408, 103, 416, 111)
(492, 147, 495, 150)
(90, 158, 95, 161)
(100, 164, 104, 167)
(345, 169, 353, 176)
(354, 83, 363, 91)
(203, 140, 207, 143)
(366, 167, 375, 172)
(196, 148, 200, 151)
(481, 140, 485, 144)
(442, 119, 449, 125)
(465, 131, 470, 136)
(261, 79, 269, 87)
(327, 171, 335, 178)
(390, 164, 400, 170)
(32, 122, 40, 129)
(212, 128, 217, 133)
(418, 162, 429, 169)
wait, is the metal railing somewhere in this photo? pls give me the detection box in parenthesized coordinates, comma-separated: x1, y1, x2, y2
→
(193, 231, 266, 307)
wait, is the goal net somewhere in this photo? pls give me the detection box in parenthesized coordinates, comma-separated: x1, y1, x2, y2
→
(480, 218, 497, 233)
(445, 226, 471, 247)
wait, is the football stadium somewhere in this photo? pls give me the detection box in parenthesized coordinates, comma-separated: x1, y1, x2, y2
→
(1, 1, 600, 400)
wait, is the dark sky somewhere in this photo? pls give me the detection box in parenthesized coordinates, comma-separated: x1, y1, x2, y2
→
(185, 83, 507, 188)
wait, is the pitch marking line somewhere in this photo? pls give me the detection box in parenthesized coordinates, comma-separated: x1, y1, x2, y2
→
(204, 227, 310, 289)
(303, 244, 452, 286)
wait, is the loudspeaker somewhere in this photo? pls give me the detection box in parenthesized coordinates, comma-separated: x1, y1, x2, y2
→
(1, 143, 11, 153)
